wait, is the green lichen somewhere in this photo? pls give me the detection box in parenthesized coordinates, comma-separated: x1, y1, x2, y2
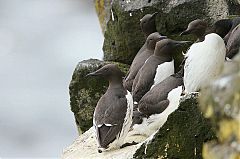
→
(134, 94, 216, 159)
(102, 0, 206, 65)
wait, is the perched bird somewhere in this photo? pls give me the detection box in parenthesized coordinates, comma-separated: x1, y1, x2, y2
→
(86, 64, 133, 153)
(132, 39, 190, 103)
(140, 12, 158, 38)
(124, 33, 167, 91)
(221, 17, 240, 43)
(180, 19, 208, 42)
(137, 12, 158, 54)
(138, 67, 184, 116)
(184, 33, 226, 93)
(226, 24, 240, 59)
(211, 19, 234, 39)
(129, 86, 183, 137)
(123, 12, 161, 91)
(180, 18, 240, 43)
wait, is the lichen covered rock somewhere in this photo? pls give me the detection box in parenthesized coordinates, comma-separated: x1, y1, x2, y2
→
(69, 59, 129, 134)
(96, 0, 240, 65)
(199, 53, 240, 159)
(134, 94, 215, 159)
(95, 0, 112, 33)
(62, 94, 215, 159)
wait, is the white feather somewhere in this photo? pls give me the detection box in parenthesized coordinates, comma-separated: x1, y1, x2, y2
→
(128, 86, 183, 137)
(107, 91, 134, 150)
(105, 124, 114, 126)
(184, 33, 226, 93)
(151, 60, 174, 89)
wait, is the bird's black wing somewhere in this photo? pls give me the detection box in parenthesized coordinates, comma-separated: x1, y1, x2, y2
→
(94, 93, 128, 148)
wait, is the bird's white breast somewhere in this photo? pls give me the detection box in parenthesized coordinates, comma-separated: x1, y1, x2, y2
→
(129, 86, 182, 137)
(151, 60, 174, 89)
(184, 34, 226, 93)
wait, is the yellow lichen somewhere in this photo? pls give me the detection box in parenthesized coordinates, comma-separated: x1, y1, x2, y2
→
(218, 119, 240, 143)
(204, 104, 214, 118)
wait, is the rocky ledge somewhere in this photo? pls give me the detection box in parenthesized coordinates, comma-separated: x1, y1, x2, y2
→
(62, 94, 215, 159)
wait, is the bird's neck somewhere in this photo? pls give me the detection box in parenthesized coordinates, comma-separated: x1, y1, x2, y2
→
(194, 29, 208, 42)
(108, 79, 124, 89)
(197, 36, 205, 42)
(196, 32, 205, 42)
(146, 45, 156, 51)
(144, 28, 157, 38)
(174, 67, 184, 78)
(154, 54, 173, 62)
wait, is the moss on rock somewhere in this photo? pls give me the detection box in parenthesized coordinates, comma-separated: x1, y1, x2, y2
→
(69, 59, 129, 134)
(97, 0, 240, 66)
(134, 94, 216, 159)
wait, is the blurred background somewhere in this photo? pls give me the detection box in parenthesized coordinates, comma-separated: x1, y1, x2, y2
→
(0, 0, 103, 158)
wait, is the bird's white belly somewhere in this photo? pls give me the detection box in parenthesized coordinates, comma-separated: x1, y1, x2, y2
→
(151, 60, 174, 89)
(129, 86, 182, 137)
(184, 53, 224, 93)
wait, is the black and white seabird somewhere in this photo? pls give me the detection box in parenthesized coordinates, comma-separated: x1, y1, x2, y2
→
(140, 12, 158, 38)
(124, 33, 167, 91)
(180, 18, 240, 44)
(136, 12, 158, 54)
(86, 64, 133, 152)
(137, 67, 184, 116)
(184, 33, 226, 93)
(132, 39, 190, 103)
(226, 24, 240, 59)
(128, 86, 183, 137)
(221, 17, 240, 43)
(180, 19, 208, 42)
(210, 17, 240, 40)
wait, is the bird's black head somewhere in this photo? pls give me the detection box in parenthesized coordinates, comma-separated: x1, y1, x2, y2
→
(86, 64, 125, 81)
(210, 19, 232, 38)
(146, 32, 167, 51)
(180, 19, 207, 40)
(154, 39, 192, 58)
(140, 12, 158, 38)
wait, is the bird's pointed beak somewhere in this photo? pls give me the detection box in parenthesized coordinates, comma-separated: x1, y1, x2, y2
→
(173, 40, 193, 46)
(157, 35, 167, 41)
(86, 70, 101, 77)
(151, 12, 158, 19)
(180, 29, 192, 36)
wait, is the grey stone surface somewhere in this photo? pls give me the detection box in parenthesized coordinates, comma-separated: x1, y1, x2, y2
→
(63, 94, 215, 159)
(98, 0, 240, 66)
(134, 94, 215, 159)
